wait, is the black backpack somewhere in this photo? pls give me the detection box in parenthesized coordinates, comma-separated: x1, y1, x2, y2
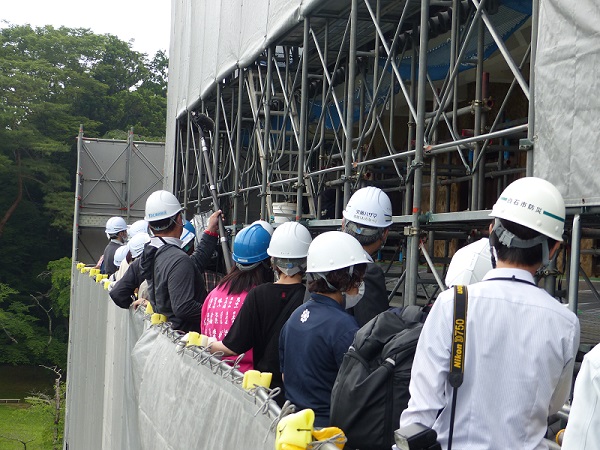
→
(329, 306, 426, 450)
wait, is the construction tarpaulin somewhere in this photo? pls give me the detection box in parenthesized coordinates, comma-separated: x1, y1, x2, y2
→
(165, 0, 321, 191)
(535, 0, 600, 207)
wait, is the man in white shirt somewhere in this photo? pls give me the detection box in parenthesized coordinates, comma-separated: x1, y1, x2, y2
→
(400, 177, 580, 450)
(561, 342, 600, 449)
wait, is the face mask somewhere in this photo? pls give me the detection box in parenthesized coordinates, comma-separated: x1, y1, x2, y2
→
(344, 281, 365, 309)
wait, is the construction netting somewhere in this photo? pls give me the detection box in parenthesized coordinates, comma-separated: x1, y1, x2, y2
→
(65, 269, 282, 449)
(535, 0, 600, 207)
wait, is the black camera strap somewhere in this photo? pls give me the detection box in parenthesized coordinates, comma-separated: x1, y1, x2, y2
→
(447, 285, 468, 450)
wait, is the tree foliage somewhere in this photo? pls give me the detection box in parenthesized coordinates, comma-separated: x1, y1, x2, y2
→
(0, 24, 168, 367)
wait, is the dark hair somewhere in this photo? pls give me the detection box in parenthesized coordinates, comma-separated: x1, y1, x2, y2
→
(344, 221, 385, 246)
(490, 219, 557, 266)
(307, 263, 367, 293)
(218, 259, 274, 295)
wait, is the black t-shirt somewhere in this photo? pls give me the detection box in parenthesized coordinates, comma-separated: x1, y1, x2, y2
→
(223, 282, 306, 384)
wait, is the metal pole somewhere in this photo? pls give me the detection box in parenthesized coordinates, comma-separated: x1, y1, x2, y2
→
(568, 214, 581, 314)
(343, 0, 358, 207)
(183, 113, 190, 212)
(263, 47, 273, 220)
(297, 20, 310, 221)
(233, 71, 244, 235)
(404, 29, 418, 216)
(197, 102, 205, 212)
(471, 17, 484, 211)
(406, 0, 430, 306)
(72, 125, 84, 264)
(317, 21, 329, 220)
(526, 0, 540, 176)
(126, 127, 134, 222)
(214, 83, 222, 197)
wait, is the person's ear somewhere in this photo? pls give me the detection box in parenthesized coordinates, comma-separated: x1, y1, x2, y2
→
(381, 228, 390, 245)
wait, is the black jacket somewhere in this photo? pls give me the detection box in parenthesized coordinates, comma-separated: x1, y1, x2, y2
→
(109, 233, 217, 332)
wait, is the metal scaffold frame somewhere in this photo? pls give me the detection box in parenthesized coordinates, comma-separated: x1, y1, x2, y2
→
(168, 0, 600, 334)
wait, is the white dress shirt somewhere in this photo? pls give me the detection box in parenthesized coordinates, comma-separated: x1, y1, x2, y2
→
(400, 268, 580, 450)
(561, 343, 600, 450)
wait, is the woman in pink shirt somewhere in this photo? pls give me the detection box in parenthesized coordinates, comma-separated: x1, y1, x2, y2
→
(201, 223, 273, 372)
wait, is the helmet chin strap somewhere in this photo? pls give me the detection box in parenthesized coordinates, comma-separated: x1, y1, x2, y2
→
(490, 218, 551, 269)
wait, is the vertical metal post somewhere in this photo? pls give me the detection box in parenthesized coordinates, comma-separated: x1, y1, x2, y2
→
(568, 214, 581, 314)
(214, 83, 222, 198)
(404, 29, 418, 216)
(262, 47, 273, 220)
(471, 17, 484, 211)
(406, 0, 430, 306)
(297, 20, 310, 221)
(126, 127, 134, 222)
(343, 0, 358, 206)
(183, 113, 190, 211)
(197, 101, 205, 213)
(317, 21, 329, 220)
(233, 71, 244, 234)
(72, 125, 84, 265)
(526, 0, 540, 176)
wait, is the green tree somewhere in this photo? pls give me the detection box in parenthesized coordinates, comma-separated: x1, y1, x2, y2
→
(0, 24, 168, 366)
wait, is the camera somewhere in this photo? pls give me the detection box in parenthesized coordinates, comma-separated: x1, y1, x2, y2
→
(394, 423, 441, 450)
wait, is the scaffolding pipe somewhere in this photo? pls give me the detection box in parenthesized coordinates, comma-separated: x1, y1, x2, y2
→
(344, 0, 358, 207)
(526, 0, 540, 176)
(233, 72, 244, 235)
(262, 47, 273, 220)
(406, 0, 430, 306)
(126, 128, 133, 222)
(471, 17, 484, 211)
(568, 214, 581, 314)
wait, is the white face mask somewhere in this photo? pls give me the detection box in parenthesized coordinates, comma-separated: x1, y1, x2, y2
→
(344, 281, 365, 309)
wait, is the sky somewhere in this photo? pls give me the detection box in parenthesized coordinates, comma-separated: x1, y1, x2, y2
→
(1, 0, 171, 57)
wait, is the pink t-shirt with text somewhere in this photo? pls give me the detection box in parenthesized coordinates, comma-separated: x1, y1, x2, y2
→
(201, 284, 254, 373)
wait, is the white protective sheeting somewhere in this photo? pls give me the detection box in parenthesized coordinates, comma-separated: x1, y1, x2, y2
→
(535, 0, 600, 206)
(164, 0, 321, 190)
(65, 269, 279, 449)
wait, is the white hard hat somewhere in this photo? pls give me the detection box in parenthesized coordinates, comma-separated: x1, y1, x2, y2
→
(490, 177, 565, 242)
(306, 231, 370, 273)
(128, 232, 150, 258)
(128, 220, 149, 238)
(252, 220, 274, 236)
(113, 245, 129, 267)
(105, 217, 128, 235)
(445, 238, 492, 287)
(144, 190, 183, 222)
(267, 222, 312, 258)
(343, 186, 393, 228)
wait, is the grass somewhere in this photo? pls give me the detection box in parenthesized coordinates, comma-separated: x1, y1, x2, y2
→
(0, 366, 57, 449)
(0, 404, 49, 449)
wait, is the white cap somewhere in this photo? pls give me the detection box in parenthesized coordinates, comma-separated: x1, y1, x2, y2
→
(113, 245, 129, 268)
(343, 187, 393, 228)
(252, 220, 274, 236)
(306, 231, 370, 273)
(144, 190, 183, 222)
(490, 177, 565, 242)
(445, 238, 493, 287)
(267, 222, 312, 258)
(128, 220, 149, 238)
(105, 217, 128, 235)
(128, 232, 151, 258)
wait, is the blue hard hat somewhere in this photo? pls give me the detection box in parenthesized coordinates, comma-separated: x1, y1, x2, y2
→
(180, 220, 196, 248)
(232, 224, 272, 264)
